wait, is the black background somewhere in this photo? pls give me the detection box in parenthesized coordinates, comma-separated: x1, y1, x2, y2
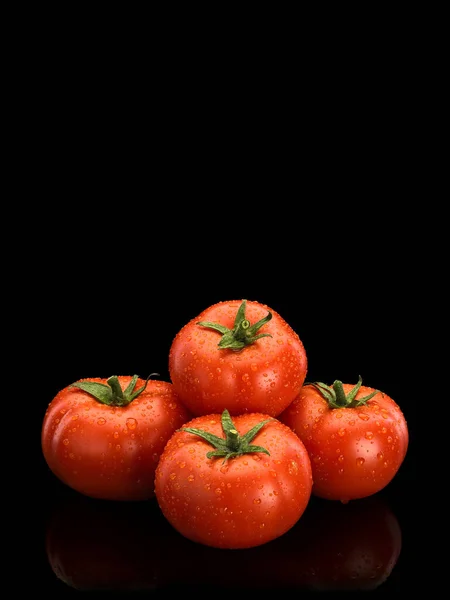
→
(15, 23, 432, 596)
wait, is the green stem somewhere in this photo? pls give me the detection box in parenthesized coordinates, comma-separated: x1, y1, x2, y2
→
(179, 409, 273, 464)
(308, 376, 379, 409)
(226, 429, 240, 451)
(70, 373, 159, 407)
(107, 376, 125, 404)
(333, 380, 349, 407)
(197, 299, 272, 351)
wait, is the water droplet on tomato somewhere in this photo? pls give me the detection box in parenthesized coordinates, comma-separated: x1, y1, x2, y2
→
(365, 431, 374, 440)
(113, 431, 119, 439)
(358, 413, 370, 421)
(97, 418, 106, 425)
(126, 418, 137, 430)
(338, 428, 346, 437)
(71, 414, 79, 421)
(356, 457, 365, 466)
(63, 439, 69, 445)
(377, 452, 384, 460)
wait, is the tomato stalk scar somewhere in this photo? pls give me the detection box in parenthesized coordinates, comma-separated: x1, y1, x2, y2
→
(69, 373, 160, 407)
(197, 299, 272, 351)
(308, 375, 379, 409)
(179, 409, 273, 463)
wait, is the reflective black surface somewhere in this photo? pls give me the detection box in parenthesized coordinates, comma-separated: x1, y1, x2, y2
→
(40, 478, 412, 594)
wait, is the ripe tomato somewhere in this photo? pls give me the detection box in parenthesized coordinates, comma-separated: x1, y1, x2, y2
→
(154, 409, 313, 549)
(41, 374, 192, 501)
(279, 377, 408, 502)
(169, 299, 308, 416)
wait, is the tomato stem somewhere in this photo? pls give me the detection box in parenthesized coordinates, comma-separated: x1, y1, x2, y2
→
(197, 299, 272, 351)
(107, 376, 125, 403)
(70, 373, 160, 407)
(307, 376, 379, 409)
(227, 429, 240, 451)
(179, 409, 273, 463)
(333, 380, 349, 407)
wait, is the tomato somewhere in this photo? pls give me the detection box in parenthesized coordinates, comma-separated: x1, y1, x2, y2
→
(168, 299, 308, 416)
(41, 374, 192, 501)
(154, 409, 313, 549)
(279, 377, 408, 502)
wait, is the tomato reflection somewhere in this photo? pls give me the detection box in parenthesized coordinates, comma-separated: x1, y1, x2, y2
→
(45, 493, 179, 591)
(46, 492, 401, 592)
(274, 494, 402, 591)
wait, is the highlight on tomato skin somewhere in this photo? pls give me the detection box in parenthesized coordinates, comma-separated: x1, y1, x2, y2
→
(41, 374, 192, 501)
(278, 377, 409, 502)
(154, 409, 313, 549)
(168, 299, 308, 417)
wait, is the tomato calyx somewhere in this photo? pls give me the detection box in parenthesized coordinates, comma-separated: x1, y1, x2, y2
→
(70, 373, 160, 407)
(197, 299, 272, 351)
(308, 376, 379, 409)
(179, 409, 273, 463)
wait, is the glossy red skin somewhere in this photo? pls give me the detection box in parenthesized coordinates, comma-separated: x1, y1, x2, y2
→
(41, 377, 192, 501)
(154, 412, 313, 549)
(168, 300, 308, 417)
(279, 384, 408, 501)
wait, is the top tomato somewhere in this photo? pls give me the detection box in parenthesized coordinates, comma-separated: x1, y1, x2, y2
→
(168, 299, 308, 416)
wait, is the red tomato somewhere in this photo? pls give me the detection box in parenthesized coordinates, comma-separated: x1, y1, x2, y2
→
(41, 375, 192, 501)
(154, 409, 313, 549)
(169, 299, 308, 416)
(279, 377, 408, 502)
